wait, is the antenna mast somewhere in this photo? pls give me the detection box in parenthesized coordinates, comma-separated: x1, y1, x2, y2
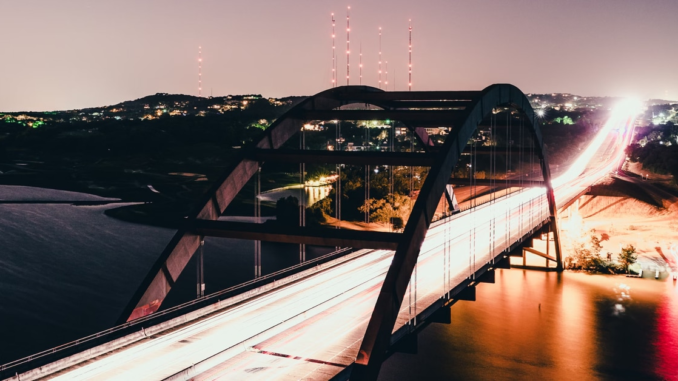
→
(384, 61, 388, 89)
(378, 27, 382, 89)
(359, 42, 362, 85)
(409, 20, 412, 91)
(346, 6, 350, 86)
(332, 13, 336, 87)
(198, 46, 202, 97)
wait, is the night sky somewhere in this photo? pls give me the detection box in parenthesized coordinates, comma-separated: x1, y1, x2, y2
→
(1, 0, 677, 112)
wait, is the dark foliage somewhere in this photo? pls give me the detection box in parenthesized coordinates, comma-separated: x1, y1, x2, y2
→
(626, 142, 678, 181)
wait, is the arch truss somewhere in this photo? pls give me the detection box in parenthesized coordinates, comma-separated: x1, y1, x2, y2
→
(119, 84, 563, 379)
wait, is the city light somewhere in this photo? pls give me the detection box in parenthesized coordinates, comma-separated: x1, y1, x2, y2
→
(305, 174, 339, 186)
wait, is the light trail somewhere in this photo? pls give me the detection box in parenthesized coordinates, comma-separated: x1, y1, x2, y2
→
(553, 99, 641, 188)
(10, 102, 640, 381)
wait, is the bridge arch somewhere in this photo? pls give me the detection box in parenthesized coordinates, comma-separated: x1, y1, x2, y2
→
(352, 83, 563, 379)
(119, 84, 562, 379)
(119, 85, 438, 323)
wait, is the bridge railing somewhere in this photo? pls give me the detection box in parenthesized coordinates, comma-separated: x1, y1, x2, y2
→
(393, 185, 550, 332)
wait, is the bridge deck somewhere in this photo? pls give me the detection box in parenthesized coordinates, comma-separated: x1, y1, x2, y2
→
(183, 193, 547, 381)
(33, 189, 547, 381)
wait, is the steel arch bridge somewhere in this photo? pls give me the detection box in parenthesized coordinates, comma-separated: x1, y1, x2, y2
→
(120, 83, 562, 379)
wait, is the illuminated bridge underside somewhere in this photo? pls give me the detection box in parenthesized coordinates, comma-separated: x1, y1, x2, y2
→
(3, 84, 569, 381)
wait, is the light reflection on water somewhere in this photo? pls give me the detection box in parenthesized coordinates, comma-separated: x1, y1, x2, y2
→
(257, 185, 332, 206)
(380, 270, 678, 380)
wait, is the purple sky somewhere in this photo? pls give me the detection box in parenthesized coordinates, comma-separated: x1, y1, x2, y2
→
(1, 0, 677, 112)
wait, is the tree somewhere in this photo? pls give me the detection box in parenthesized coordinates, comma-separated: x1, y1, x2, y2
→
(618, 244, 638, 273)
(306, 196, 332, 226)
(390, 217, 404, 231)
(276, 196, 299, 225)
(567, 232, 605, 271)
(359, 193, 412, 225)
(590, 235, 603, 257)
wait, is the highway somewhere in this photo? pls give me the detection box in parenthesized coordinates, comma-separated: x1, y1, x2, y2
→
(4, 101, 639, 381)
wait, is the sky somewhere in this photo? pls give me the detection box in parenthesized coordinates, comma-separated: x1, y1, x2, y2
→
(1, 0, 677, 112)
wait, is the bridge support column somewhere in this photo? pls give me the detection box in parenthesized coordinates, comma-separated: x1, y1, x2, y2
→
(477, 269, 495, 284)
(196, 237, 205, 298)
(300, 128, 306, 263)
(456, 286, 476, 301)
(430, 306, 451, 324)
(540, 157, 563, 272)
(550, 213, 563, 271)
(546, 228, 550, 267)
(254, 167, 262, 278)
(393, 333, 418, 354)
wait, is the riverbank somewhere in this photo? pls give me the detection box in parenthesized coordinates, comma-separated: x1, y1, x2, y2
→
(560, 172, 678, 277)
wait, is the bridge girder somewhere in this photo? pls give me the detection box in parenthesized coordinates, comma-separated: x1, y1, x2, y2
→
(118, 84, 562, 380)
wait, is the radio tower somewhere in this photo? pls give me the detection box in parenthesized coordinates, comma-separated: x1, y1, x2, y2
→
(378, 27, 382, 89)
(346, 6, 350, 86)
(331, 13, 336, 87)
(384, 61, 388, 89)
(408, 20, 412, 91)
(359, 42, 362, 85)
(198, 46, 202, 97)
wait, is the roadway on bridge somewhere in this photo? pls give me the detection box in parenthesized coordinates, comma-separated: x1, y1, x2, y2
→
(11, 103, 638, 381)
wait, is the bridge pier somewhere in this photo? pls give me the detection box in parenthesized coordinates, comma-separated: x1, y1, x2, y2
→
(509, 220, 560, 271)
(476, 269, 495, 283)
(456, 286, 477, 301)
(392, 333, 418, 355)
(429, 306, 451, 324)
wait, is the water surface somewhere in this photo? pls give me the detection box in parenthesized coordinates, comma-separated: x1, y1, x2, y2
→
(0, 186, 331, 364)
(380, 270, 678, 380)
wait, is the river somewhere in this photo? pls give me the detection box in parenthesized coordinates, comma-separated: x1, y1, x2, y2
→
(0, 186, 676, 380)
(0, 186, 331, 364)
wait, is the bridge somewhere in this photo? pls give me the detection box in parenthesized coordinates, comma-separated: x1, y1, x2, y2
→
(0, 84, 636, 381)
